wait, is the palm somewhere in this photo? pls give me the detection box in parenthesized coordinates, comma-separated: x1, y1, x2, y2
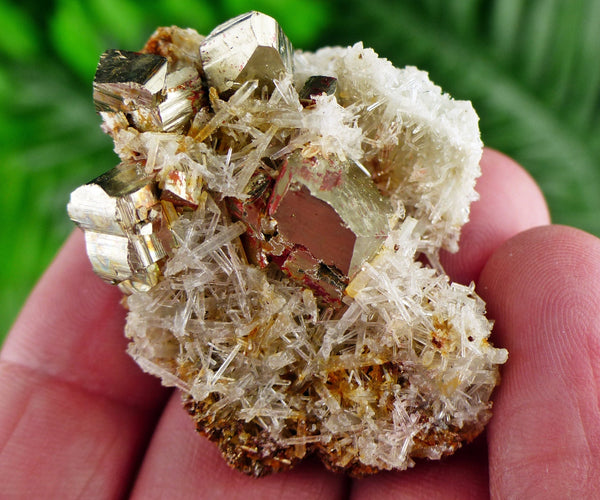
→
(2, 149, 599, 499)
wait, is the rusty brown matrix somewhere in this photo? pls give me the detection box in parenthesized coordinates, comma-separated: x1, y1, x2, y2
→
(68, 12, 507, 476)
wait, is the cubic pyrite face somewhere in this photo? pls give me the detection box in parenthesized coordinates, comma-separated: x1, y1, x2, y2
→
(67, 162, 178, 291)
(94, 46, 205, 133)
(226, 152, 393, 304)
(281, 153, 394, 277)
(67, 162, 156, 237)
(199, 11, 293, 93)
(68, 11, 507, 478)
(93, 49, 167, 113)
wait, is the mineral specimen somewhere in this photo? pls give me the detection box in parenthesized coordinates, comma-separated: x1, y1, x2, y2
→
(67, 12, 508, 476)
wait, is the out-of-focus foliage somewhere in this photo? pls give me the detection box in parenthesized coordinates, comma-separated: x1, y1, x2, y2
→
(2, 0, 600, 341)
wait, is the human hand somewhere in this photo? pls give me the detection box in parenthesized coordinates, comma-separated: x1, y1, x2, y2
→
(1, 148, 598, 499)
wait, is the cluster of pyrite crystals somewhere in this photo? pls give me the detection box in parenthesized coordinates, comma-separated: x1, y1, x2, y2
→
(68, 12, 508, 476)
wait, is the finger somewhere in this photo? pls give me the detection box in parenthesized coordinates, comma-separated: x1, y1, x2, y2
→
(479, 226, 600, 498)
(131, 392, 349, 500)
(3, 230, 166, 408)
(441, 148, 550, 285)
(0, 230, 170, 497)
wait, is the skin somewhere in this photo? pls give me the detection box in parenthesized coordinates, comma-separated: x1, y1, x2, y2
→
(1, 148, 598, 499)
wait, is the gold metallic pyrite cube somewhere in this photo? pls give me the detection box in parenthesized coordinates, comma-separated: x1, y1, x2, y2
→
(67, 163, 173, 291)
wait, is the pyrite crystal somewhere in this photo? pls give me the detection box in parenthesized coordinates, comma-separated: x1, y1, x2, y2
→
(68, 12, 508, 476)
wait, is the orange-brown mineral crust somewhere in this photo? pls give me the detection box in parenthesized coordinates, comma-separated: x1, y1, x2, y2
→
(68, 11, 508, 477)
(184, 376, 486, 478)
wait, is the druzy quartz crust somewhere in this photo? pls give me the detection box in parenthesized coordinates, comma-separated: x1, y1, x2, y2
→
(68, 12, 508, 476)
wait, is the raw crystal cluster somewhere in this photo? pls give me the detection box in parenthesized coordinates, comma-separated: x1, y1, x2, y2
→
(68, 12, 508, 476)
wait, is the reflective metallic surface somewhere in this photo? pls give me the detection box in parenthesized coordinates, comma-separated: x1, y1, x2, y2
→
(67, 163, 178, 291)
(93, 49, 167, 113)
(199, 11, 293, 93)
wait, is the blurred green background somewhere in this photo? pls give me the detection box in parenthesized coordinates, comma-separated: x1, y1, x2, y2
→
(2, 0, 600, 342)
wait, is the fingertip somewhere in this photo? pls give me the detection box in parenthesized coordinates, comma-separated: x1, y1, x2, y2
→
(441, 148, 550, 285)
(479, 225, 600, 498)
(479, 224, 600, 346)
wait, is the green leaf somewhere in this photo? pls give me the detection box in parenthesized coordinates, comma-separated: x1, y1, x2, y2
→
(88, 0, 148, 49)
(155, 0, 218, 34)
(490, 0, 525, 63)
(0, 0, 39, 60)
(0, 61, 114, 339)
(0, 65, 9, 97)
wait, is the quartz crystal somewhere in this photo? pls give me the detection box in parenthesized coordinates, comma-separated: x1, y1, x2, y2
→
(68, 11, 507, 477)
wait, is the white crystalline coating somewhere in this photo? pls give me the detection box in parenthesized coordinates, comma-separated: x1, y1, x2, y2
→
(294, 43, 483, 252)
(83, 28, 506, 476)
(142, 26, 205, 72)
